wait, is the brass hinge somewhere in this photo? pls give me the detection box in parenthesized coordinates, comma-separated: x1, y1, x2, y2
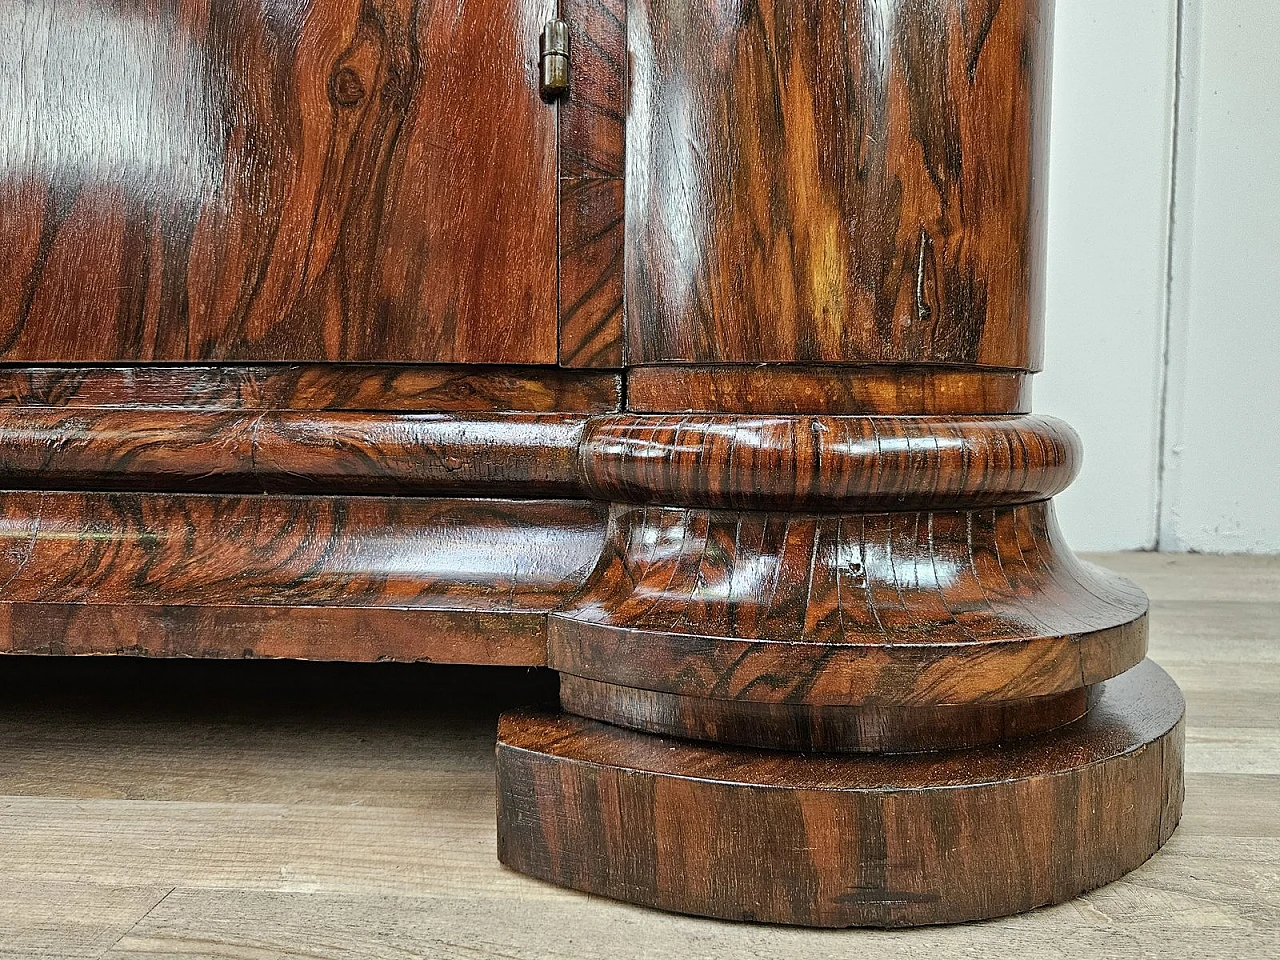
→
(540, 19, 570, 101)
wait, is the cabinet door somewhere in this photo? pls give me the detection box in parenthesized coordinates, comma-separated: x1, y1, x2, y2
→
(0, 0, 556, 363)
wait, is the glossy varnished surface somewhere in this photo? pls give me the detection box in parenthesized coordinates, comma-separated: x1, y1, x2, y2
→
(0, 0, 1194, 936)
(0, 366, 621, 412)
(498, 660, 1185, 927)
(626, 0, 1052, 367)
(550, 502, 1148, 705)
(0, 492, 606, 663)
(557, 0, 626, 367)
(0, 494, 603, 609)
(559, 675, 1092, 752)
(0, 365, 622, 494)
(626, 366, 1032, 415)
(0, 0, 557, 363)
(582, 414, 1080, 511)
(0, 377, 1067, 501)
(0, 409, 592, 495)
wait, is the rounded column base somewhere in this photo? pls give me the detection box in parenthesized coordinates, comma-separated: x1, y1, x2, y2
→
(558, 674, 1094, 752)
(496, 660, 1185, 928)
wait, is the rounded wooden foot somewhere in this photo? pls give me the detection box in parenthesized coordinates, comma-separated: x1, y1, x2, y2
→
(497, 660, 1185, 928)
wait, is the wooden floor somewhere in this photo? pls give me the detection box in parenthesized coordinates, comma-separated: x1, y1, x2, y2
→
(0, 553, 1276, 959)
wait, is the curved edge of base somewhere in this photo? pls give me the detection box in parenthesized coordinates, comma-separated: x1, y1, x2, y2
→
(549, 502, 1150, 706)
(496, 660, 1185, 928)
(558, 674, 1095, 752)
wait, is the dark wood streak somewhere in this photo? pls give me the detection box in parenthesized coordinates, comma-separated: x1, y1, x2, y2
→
(0, 366, 621, 412)
(0, 492, 602, 609)
(580, 414, 1080, 511)
(625, 0, 1052, 368)
(549, 501, 1148, 705)
(498, 660, 1185, 927)
(0, 492, 607, 664)
(558, 0, 627, 367)
(0, 0, 557, 363)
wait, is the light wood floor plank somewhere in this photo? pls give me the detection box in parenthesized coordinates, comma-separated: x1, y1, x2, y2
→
(0, 883, 172, 960)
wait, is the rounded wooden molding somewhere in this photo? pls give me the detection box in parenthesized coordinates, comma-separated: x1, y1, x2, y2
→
(497, 660, 1185, 928)
(0, 408, 592, 497)
(549, 501, 1148, 706)
(558, 675, 1093, 753)
(580, 414, 1080, 511)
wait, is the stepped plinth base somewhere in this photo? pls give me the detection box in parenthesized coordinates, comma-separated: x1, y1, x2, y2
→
(496, 660, 1184, 928)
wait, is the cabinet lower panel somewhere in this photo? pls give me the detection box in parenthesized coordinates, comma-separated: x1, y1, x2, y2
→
(0, 603, 549, 665)
(0, 491, 608, 665)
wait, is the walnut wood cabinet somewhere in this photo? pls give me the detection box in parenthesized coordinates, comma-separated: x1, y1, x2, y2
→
(0, 0, 1183, 928)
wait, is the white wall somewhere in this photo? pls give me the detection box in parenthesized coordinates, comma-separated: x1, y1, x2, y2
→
(1041, 0, 1280, 554)
(1040, 0, 1178, 552)
(1159, 1, 1280, 553)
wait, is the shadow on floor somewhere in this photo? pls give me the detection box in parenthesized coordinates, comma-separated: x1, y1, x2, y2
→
(0, 654, 560, 729)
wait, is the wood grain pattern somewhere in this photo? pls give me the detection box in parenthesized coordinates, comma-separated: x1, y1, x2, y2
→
(0, 492, 607, 663)
(550, 501, 1148, 705)
(559, 177, 625, 367)
(581, 414, 1080, 511)
(0, 393, 1066, 502)
(559, 0, 625, 181)
(0, 366, 621, 412)
(0, 605, 549, 664)
(626, 366, 1032, 415)
(559, 675, 1093, 752)
(557, 0, 626, 367)
(498, 659, 1185, 927)
(0, 0, 557, 363)
(0, 492, 600, 608)
(626, 0, 1052, 367)
(0, 409, 590, 495)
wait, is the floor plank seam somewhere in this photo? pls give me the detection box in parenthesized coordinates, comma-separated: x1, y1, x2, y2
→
(96, 886, 176, 960)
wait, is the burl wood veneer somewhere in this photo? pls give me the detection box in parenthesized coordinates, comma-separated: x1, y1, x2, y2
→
(0, 0, 558, 363)
(0, 0, 1180, 929)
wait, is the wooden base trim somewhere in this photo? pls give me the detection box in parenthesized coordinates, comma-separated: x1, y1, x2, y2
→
(0, 409, 591, 496)
(549, 501, 1147, 706)
(558, 675, 1093, 753)
(0, 492, 607, 665)
(0, 366, 621, 412)
(0, 405, 1079, 507)
(581, 414, 1079, 511)
(626, 366, 1032, 415)
(497, 660, 1185, 928)
(0, 604, 548, 665)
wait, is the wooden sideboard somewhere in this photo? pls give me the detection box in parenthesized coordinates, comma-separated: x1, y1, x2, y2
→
(0, 0, 1182, 928)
